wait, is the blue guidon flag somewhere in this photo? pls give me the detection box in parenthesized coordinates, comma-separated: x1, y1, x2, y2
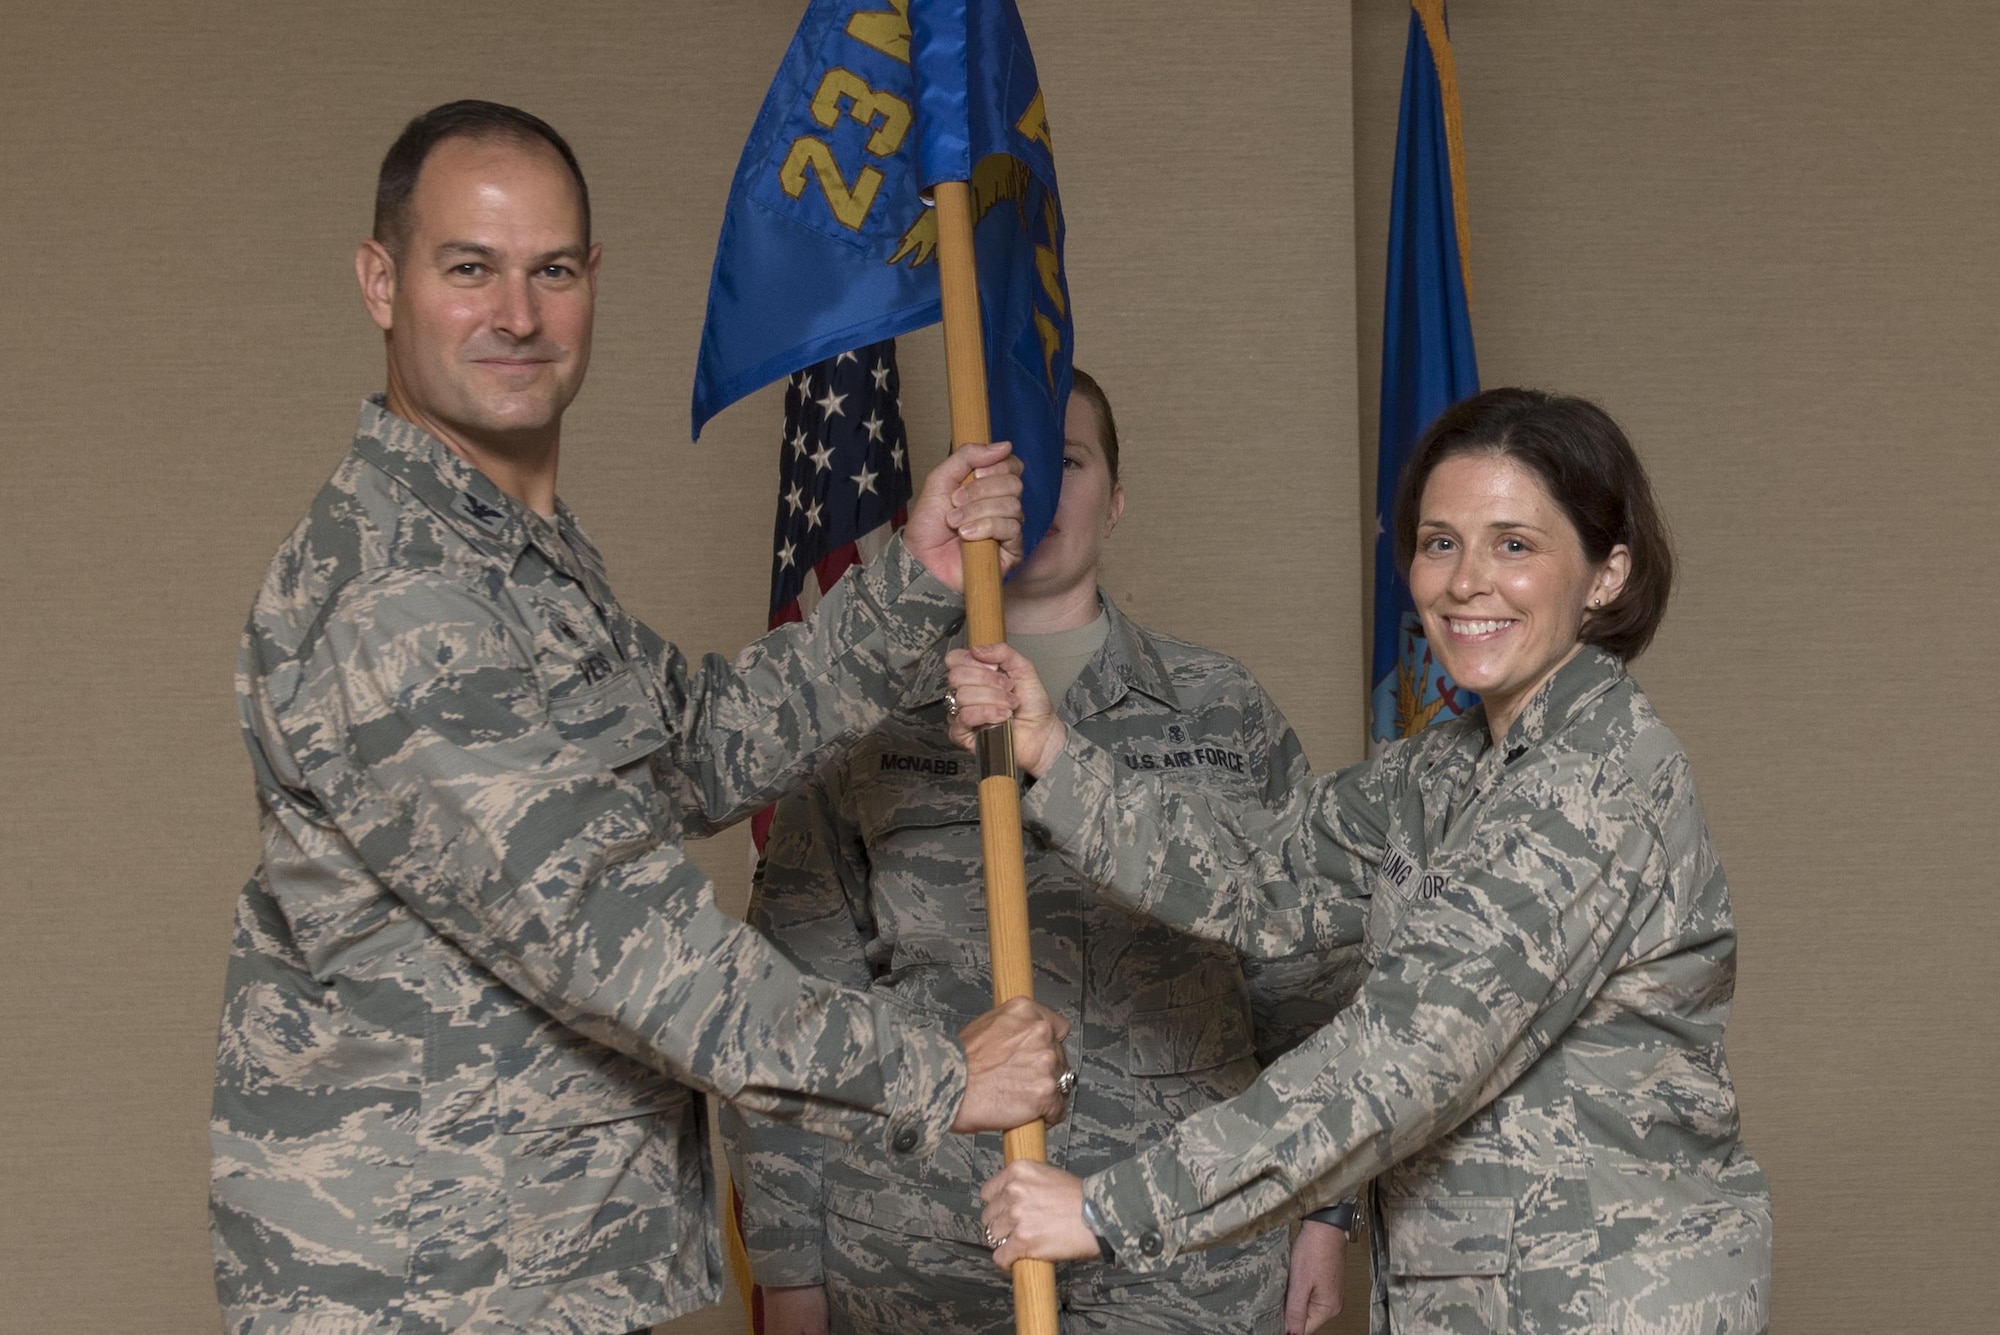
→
(1370, 0, 1481, 748)
(692, 0, 1072, 561)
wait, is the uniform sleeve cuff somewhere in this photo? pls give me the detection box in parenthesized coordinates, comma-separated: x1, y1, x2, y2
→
(1082, 1153, 1191, 1275)
(854, 533, 965, 669)
(877, 1011, 967, 1160)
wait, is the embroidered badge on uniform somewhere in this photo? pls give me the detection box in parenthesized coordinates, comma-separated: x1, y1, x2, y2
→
(1382, 844, 1448, 902)
(1381, 842, 1418, 890)
(877, 752, 962, 776)
(455, 492, 507, 529)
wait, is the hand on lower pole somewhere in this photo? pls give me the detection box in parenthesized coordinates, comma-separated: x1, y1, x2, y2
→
(979, 1160, 1101, 1270)
(953, 996, 1072, 1133)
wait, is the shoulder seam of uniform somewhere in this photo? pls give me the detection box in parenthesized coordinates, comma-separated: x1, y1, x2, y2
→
(280, 565, 526, 717)
(1137, 629, 1249, 672)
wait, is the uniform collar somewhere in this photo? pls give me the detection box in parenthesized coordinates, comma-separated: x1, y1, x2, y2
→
(349, 395, 588, 579)
(1065, 596, 1179, 720)
(907, 592, 1181, 719)
(1485, 644, 1627, 765)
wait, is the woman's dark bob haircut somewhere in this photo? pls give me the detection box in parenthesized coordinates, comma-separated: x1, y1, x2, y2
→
(1391, 387, 1674, 661)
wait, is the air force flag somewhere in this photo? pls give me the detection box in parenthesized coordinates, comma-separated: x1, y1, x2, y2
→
(1371, 0, 1481, 747)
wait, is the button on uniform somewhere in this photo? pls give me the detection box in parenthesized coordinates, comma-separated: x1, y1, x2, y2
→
(1138, 1230, 1163, 1257)
(891, 1126, 920, 1154)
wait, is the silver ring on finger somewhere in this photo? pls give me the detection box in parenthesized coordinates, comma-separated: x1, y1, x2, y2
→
(992, 1235, 1009, 1251)
(945, 687, 960, 720)
(1057, 1069, 1076, 1097)
(982, 1225, 997, 1248)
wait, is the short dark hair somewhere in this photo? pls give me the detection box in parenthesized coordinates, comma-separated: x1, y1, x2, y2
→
(1391, 387, 1675, 661)
(373, 100, 590, 259)
(1068, 367, 1120, 483)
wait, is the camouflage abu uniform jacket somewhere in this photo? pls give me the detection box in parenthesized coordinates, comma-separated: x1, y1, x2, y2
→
(212, 399, 974, 1335)
(1020, 647, 1771, 1334)
(725, 597, 1362, 1290)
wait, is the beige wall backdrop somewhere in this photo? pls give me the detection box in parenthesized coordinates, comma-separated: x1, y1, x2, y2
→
(3, 2, 1993, 1332)
(0, 2, 1359, 1331)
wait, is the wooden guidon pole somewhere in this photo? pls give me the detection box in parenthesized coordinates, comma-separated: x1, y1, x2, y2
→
(930, 179, 1060, 1335)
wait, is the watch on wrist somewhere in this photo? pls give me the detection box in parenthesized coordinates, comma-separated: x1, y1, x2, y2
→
(1304, 1201, 1358, 1234)
(1079, 1196, 1117, 1264)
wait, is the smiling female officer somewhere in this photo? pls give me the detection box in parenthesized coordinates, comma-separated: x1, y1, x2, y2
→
(955, 388, 1771, 1334)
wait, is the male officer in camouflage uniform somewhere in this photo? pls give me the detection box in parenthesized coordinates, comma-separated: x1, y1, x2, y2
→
(210, 100, 1070, 1335)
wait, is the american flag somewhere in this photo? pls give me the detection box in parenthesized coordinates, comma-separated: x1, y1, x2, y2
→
(766, 339, 913, 627)
(725, 340, 913, 1333)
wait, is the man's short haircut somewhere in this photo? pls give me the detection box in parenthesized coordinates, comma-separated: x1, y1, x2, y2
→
(1391, 386, 1675, 661)
(1068, 367, 1121, 484)
(373, 100, 591, 259)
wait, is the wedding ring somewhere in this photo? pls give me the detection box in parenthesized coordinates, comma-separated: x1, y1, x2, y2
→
(983, 1225, 997, 1247)
(1057, 1069, 1077, 1097)
(945, 687, 960, 720)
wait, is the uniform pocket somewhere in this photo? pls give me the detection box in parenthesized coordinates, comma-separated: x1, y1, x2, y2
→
(822, 1178, 987, 1247)
(496, 1029, 694, 1288)
(852, 735, 982, 843)
(823, 991, 990, 1246)
(498, 1026, 686, 1130)
(549, 668, 668, 772)
(1123, 993, 1262, 1126)
(1124, 994, 1256, 1075)
(866, 795, 982, 846)
(1381, 1196, 1512, 1332)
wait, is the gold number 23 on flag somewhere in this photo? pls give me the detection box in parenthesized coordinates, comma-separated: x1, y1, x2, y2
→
(780, 68, 912, 231)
